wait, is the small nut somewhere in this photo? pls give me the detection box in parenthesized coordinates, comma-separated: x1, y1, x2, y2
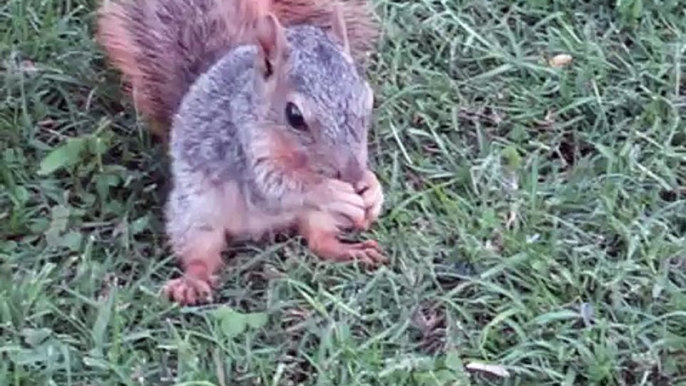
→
(548, 53, 573, 68)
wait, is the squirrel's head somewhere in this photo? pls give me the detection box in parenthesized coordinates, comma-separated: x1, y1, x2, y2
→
(252, 6, 374, 185)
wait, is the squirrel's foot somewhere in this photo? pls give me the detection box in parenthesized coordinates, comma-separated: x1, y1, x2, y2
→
(311, 234, 387, 266)
(163, 259, 220, 305)
(299, 211, 387, 266)
(355, 170, 384, 231)
(162, 275, 217, 305)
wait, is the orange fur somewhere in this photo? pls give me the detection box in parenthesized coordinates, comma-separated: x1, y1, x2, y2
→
(264, 131, 311, 172)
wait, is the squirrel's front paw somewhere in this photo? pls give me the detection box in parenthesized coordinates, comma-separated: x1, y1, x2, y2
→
(355, 170, 384, 230)
(163, 275, 217, 305)
(306, 179, 366, 229)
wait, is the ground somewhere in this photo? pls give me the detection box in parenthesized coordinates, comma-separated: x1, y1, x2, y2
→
(1, 0, 685, 385)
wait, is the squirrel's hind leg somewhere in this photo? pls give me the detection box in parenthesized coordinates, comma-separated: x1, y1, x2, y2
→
(298, 211, 387, 266)
(163, 177, 228, 305)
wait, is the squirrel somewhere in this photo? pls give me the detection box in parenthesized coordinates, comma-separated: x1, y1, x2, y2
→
(96, 0, 387, 305)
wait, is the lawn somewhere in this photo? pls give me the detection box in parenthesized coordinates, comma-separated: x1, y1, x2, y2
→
(1, 0, 685, 384)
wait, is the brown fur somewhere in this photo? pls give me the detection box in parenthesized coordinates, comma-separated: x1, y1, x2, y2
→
(96, 0, 380, 136)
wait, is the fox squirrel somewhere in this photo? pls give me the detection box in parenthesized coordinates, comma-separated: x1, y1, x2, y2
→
(97, 0, 386, 305)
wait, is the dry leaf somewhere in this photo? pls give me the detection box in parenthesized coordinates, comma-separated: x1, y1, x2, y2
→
(466, 362, 511, 377)
(548, 54, 573, 68)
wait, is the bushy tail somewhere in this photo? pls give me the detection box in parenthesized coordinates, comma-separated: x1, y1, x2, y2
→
(97, 0, 380, 136)
(97, 0, 268, 135)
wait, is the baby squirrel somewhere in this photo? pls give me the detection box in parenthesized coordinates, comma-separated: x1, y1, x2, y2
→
(97, 0, 386, 305)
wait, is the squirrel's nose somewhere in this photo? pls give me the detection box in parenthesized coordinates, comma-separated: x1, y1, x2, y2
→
(338, 157, 365, 185)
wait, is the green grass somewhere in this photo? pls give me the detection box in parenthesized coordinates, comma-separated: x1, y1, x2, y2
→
(1, 0, 686, 384)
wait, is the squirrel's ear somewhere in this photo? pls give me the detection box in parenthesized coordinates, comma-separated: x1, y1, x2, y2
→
(330, 4, 351, 55)
(255, 13, 288, 77)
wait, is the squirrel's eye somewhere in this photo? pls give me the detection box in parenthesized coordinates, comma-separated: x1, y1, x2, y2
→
(285, 102, 308, 131)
